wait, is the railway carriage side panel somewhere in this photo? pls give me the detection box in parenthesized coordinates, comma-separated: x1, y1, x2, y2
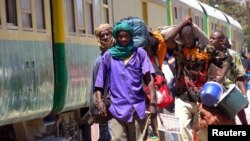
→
(0, 0, 54, 126)
(55, 0, 109, 112)
(112, 0, 142, 23)
(147, 1, 167, 31)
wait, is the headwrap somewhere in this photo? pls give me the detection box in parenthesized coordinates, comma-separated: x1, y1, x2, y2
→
(99, 38, 115, 52)
(94, 24, 112, 37)
(109, 22, 135, 60)
(112, 22, 133, 37)
(94, 24, 115, 51)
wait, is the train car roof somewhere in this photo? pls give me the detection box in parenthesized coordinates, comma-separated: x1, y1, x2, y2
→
(179, 0, 204, 12)
(198, 2, 227, 23)
(224, 14, 242, 30)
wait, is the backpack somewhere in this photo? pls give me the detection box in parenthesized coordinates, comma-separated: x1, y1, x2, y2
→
(144, 64, 174, 109)
(119, 16, 148, 48)
(137, 49, 174, 109)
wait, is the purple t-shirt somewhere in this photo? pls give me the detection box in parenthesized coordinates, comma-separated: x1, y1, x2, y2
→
(95, 47, 154, 122)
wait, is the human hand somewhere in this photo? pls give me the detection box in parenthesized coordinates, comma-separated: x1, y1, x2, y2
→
(199, 119, 208, 128)
(182, 15, 192, 25)
(96, 100, 107, 116)
(167, 57, 175, 65)
(148, 103, 157, 117)
(199, 104, 224, 125)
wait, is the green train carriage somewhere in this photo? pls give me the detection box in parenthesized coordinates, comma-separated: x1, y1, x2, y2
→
(0, 0, 111, 140)
(0, 0, 54, 127)
(167, 0, 243, 51)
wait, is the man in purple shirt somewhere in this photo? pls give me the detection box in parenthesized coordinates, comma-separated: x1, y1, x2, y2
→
(94, 22, 157, 140)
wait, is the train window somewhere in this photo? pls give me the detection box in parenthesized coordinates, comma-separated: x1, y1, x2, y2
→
(86, 0, 94, 34)
(232, 30, 237, 44)
(21, 0, 32, 29)
(5, 0, 18, 27)
(0, 3, 1, 28)
(103, 0, 108, 4)
(174, 7, 178, 20)
(35, 0, 45, 30)
(102, 0, 109, 23)
(77, 0, 86, 34)
(211, 22, 216, 32)
(195, 16, 199, 27)
(222, 26, 227, 35)
(201, 18, 204, 30)
(94, 0, 101, 27)
(66, 0, 76, 33)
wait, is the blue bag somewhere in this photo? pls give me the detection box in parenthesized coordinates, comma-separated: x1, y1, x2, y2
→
(119, 16, 148, 48)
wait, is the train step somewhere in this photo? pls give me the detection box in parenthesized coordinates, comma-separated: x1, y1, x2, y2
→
(43, 115, 57, 126)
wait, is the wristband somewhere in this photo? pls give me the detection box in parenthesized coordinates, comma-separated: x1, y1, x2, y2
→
(150, 103, 157, 107)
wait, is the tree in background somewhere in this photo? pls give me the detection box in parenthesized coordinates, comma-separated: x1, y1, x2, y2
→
(199, 0, 249, 51)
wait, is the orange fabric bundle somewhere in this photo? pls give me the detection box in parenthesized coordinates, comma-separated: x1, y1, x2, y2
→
(151, 31, 167, 69)
(182, 47, 209, 61)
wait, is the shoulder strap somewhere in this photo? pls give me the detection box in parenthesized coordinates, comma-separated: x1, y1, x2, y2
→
(103, 53, 111, 99)
(154, 56, 159, 68)
(137, 48, 160, 71)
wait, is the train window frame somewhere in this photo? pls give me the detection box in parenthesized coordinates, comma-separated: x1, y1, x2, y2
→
(21, 0, 33, 31)
(65, 0, 98, 37)
(174, 7, 178, 20)
(35, 0, 46, 32)
(194, 16, 199, 27)
(233, 30, 237, 49)
(86, 0, 94, 35)
(173, 6, 180, 25)
(102, 0, 109, 23)
(201, 18, 204, 31)
(0, 2, 1, 28)
(211, 22, 216, 32)
(94, 0, 101, 29)
(5, 0, 18, 30)
(215, 23, 217, 31)
(76, 0, 86, 35)
(103, 0, 108, 5)
(221, 26, 227, 35)
(66, 0, 77, 35)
